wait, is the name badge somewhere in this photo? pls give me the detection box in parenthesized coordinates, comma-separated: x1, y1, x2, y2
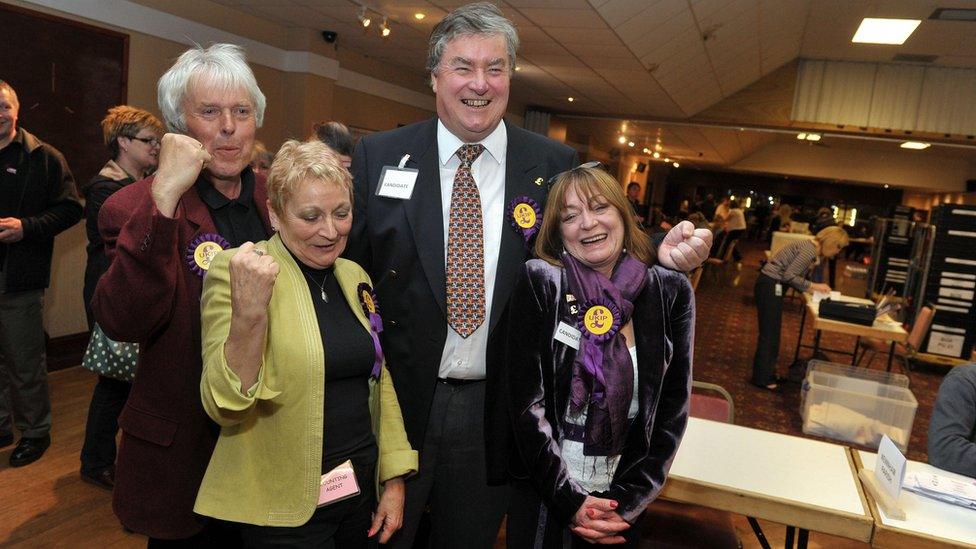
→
(554, 321, 581, 350)
(774, 283, 783, 297)
(376, 166, 418, 200)
(318, 459, 361, 507)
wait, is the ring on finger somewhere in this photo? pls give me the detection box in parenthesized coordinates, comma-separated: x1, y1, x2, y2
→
(252, 249, 265, 256)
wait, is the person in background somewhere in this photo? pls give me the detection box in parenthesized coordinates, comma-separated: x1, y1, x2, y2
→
(195, 140, 417, 546)
(751, 226, 848, 390)
(79, 105, 164, 489)
(626, 182, 645, 224)
(751, 198, 770, 240)
(722, 198, 747, 261)
(311, 120, 353, 169)
(0, 80, 82, 467)
(250, 140, 273, 175)
(810, 207, 839, 286)
(92, 44, 272, 544)
(709, 196, 731, 257)
(928, 363, 976, 478)
(767, 203, 792, 242)
(698, 193, 716, 222)
(505, 165, 693, 547)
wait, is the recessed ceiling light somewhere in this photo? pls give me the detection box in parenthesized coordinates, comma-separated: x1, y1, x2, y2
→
(664, 157, 671, 163)
(567, 97, 574, 102)
(797, 133, 807, 140)
(852, 17, 921, 45)
(514, 65, 521, 72)
(414, 12, 426, 20)
(884, 184, 890, 188)
(618, 136, 627, 144)
(628, 141, 635, 147)
(806, 133, 822, 142)
(673, 162, 680, 168)
(652, 152, 660, 159)
(901, 141, 930, 149)
(642, 148, 651, 154)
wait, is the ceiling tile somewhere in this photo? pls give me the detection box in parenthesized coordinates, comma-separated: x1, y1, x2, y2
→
(518, 8, 609, 28)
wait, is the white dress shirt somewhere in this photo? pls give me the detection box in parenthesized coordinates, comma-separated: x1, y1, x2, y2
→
(436, 120, 507, 380)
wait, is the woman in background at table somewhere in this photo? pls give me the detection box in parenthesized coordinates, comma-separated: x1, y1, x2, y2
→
(751, 226, 849, 391)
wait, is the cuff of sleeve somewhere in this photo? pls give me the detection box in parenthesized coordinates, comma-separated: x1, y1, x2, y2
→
(207, 348, 280, 411)
(147, 207, 182, 254)
(377, 449, 419, 483)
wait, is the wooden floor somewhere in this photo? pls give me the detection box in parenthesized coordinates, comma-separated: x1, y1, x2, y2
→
(2, 366, 870, 548)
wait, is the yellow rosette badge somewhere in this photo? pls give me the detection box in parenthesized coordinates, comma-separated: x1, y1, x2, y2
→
(583, 305, 613, 336)
(513, 203, 536, 229)
(194, 242, 222, 271)
(186, 233, 230, 277)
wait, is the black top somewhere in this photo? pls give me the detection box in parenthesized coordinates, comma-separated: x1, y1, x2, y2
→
(290, 251, 378, 474)
(195, 167, 267, 248)
(82, 166, 135, 328)
(0, 137, 25, 269)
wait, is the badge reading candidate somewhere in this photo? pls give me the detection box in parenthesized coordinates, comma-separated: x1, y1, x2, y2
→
(186, 233, 230, 278)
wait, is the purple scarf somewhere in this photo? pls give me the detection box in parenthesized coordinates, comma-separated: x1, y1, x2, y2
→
(564, 251, 648, 456)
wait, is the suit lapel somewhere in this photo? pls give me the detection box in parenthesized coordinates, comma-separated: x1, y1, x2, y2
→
(489, 122, 549, 333)
(181, 182, 218, 237)
(403, 121, 448, 317)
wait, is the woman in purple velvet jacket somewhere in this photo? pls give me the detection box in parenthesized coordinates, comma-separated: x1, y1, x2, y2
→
(504, 165, 695, 548)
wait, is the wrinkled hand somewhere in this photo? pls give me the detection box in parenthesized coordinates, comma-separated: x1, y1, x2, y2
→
(658, 220, 712, 272)
(229, 242, 278, 321)
(809, 282, 831, 294)
(571, 496, 629, 544)
(369, 477, 405, 543)
(0, 217, 24, 243)
(151, 133, 211, 218)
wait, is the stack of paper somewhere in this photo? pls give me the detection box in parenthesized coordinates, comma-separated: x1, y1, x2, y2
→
(903, 471, 976, 510)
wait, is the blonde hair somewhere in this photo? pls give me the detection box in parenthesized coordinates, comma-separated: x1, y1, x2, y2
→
(101, 106, 164, 158)
(535, 166, 654, 267)
(815, 225, 850, 250)
(266, 140, 352, 215)
(778, 204, 793, 224)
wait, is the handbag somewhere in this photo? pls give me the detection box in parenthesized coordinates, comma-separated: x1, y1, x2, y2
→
(81, 323, 139, 382)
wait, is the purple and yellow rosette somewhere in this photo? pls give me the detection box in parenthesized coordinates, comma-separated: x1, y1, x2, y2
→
(507, 196, 542, 247)
(358, 282, 384, 380)
(185, 233, 230, 278)
(572, 298, 622, 408)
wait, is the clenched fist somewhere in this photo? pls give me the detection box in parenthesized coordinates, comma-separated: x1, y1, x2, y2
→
(229, 242, 279, 322)
(151, 133, 212, 218)
(658, 220, 713, 272)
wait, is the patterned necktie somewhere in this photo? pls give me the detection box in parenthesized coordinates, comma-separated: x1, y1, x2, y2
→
(446, 144, 486, 338)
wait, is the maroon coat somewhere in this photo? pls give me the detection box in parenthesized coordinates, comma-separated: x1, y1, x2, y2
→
(92, 174, 270, 539)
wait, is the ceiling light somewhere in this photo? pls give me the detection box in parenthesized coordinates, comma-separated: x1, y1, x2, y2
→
(414, 12, 426, 20)
(628, 141, 635, 147)
(567, 97, 574, 102)
(664, 157, 670, 163)
(852, 18, 921, 45)
(805, 133, 821, 142)
(673, 162, 680, 168)
(514, 65, 521, 72)
(380, 18, 391, 37)
(652, 152, 660, 159)
(358, 7, 371, 28)
(618, 136, 627, 144)
(901, 141, 930, 150)
(655, 144, 662, 151)
(884, 184, 890, 188)
(642, 148, 651, 154)
(797, 133, 807, 140)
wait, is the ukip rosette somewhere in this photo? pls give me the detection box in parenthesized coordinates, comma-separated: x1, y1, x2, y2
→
(507, 195, 542, 247)
(186, 233, 230, 278)
(358, 282, 384, 380)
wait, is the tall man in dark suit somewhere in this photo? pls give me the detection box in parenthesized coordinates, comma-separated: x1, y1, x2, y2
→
(346, 4, 711, 547)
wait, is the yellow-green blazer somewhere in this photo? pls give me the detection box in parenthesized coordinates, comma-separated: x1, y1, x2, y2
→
(194, 234, 417, 526)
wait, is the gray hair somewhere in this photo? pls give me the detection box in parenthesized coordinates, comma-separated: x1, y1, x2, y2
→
(426, 2, 519, 78)
(157, 43, 266, 133)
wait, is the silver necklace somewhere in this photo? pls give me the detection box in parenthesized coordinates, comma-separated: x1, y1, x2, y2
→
(304, 271, 329, 303)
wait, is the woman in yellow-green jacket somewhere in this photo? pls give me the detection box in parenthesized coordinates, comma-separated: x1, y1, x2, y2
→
(195, 140, 417, 547)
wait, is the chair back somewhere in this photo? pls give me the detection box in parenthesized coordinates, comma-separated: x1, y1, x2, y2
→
(907, 305, 936, 351)
(689, 381, 734, 423)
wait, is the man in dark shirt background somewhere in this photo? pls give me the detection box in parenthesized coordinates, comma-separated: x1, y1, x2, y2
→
(0, 80, 82, 467)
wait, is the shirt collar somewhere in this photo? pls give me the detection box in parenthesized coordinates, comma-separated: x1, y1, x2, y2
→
(437, 119, 506, 167)
(195, 166, 256, 210)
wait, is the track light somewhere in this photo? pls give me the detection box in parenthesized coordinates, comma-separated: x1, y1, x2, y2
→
(381, 17, 391, 37)
(358, 6, 371, 28)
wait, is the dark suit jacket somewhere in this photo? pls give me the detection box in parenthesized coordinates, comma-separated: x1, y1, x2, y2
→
(345, 118, 577, 482)
(505, 260, 694, 523)
(92, 175, 271, 539)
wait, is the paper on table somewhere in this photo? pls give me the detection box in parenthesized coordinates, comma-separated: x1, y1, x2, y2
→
(904, 472, 976, 510)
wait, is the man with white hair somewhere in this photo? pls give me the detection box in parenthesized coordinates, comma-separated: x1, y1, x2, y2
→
(92, 43, 272, 544)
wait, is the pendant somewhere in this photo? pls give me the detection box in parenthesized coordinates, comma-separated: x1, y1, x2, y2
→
(321, 289, 329, 303)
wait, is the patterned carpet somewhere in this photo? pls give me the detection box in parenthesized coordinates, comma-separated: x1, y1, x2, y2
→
(692, 239, 950, 462)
